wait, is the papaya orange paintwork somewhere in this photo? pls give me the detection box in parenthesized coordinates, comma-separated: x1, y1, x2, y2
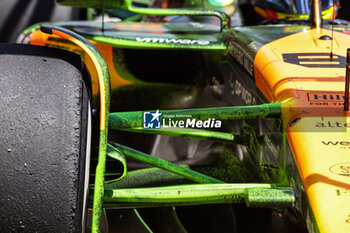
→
(29, 21, 350, 232)
(255, 28, 350, 233)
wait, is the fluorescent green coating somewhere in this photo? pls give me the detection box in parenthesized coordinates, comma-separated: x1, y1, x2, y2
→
(106, 145, 127, 182)
(105, 166, 191, 189)
(101, 184, 295, 207)
(40, 25, 111, 233)
(103, 183, 271, 204)
(56, 0, 132, 9)
(128, 6, 230, 31)
(84, 35, 227, 50)
(93, 131, 109, 233)
(109, 103, 282, 129)
(121, 127, 246, 144)
(245, 188, 295, 207)
(108, 142, 224, 184)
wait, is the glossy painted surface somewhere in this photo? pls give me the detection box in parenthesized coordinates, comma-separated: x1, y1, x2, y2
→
(255, 28, 350, 233)
(21, 7, 350, 232)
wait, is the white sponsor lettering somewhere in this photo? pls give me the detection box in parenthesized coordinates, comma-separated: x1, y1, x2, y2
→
(233, 80, 257, 105)
(162, 118, 221, 128)
(136, 37, 210, 45)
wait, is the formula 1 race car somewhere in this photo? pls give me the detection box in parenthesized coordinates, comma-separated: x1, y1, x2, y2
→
(0, 0, 349, 232)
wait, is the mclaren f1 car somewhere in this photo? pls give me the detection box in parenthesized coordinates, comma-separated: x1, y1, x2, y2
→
(0, 0, 349, 232)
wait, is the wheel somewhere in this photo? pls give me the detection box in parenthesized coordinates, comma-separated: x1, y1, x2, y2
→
(0, 44, 91, 232)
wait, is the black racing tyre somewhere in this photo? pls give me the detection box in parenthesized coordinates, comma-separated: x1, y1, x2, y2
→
(0, 44, 91, 232)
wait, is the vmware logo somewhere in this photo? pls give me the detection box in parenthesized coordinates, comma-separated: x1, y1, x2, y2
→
(143, 110, 162, 129)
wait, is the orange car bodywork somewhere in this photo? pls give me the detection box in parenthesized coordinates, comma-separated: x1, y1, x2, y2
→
(255, 28, 350, 233)
(27, 20, 350, 232)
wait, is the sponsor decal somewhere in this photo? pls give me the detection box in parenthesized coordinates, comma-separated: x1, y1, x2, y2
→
(229, 75, 257, 105)
(308, 93, 346, 106)
(304, 92, 349, 107)
(329, 162, 350, 177)
(321, 140, 350, 149)
(336, 189, 350, 196)
(136, 37, 210, 45)
(228, 43, 253, 75)
(282, 53, 346, 68)
(316, 121, 350, 128)
(143, 110, 162, 129)
(143, 110, 222, 129)
(308, 93, 345, 102)
(322, 140, 350, 148)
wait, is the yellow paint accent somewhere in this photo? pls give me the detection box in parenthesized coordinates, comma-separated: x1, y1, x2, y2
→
(51, 29, 108, 130)
(253, 5, 336, 20)
(255, 28, 350, 233)
(322, 5, 336, 20)
(314, 0, 322, 32)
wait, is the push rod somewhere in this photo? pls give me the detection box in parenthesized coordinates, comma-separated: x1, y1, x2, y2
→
(108, 142, 224, 184)
(99, 183, 295, 207)
(121, 127, 247, 144)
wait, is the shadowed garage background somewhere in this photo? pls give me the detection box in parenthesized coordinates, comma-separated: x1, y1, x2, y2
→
(0, 0, 84, 42)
